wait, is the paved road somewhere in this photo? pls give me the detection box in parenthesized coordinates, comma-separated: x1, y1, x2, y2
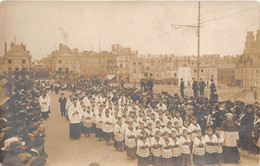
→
(43, 91, 259, 166)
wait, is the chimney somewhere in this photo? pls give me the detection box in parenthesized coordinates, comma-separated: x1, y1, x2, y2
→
(10, 42, 14, 48)
(20, 43, 26, 51)
(75, 48, 78, 54)
(4, 42, 7, 54)
(111, 44, 115, 52)
(59, 43, 63, 50)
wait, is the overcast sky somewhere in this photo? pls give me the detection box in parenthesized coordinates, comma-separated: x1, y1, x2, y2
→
(0, 1, 259, 60)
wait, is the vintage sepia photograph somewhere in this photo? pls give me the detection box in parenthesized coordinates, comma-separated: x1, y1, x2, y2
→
(0, 1, 259, 166)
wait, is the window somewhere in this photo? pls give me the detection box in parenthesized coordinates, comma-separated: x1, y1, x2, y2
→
(58, 68, 62, 71)
(15, 68, 19, 71)
(134, 69, 136, 73)
(139, 62, 142, 65)
(59, 60, 62, 64)
(120, 64, 123, 68)
(22, 60, 26, 64)
(144, 73, 148, 77)
(147, 67, 150, 70)
(174, 73, 177, 77)
(66, 68, 69, 73)
(8, 68, 11, 72)
(8, 59, 11, 64)
(150, 73, 153, 77)
(133, 62, 136, 66)
(201, 69, 203, 73)
(194, 69, 197, 73)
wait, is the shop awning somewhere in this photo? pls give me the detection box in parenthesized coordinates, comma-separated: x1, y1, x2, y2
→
(106, 75, 116, 80)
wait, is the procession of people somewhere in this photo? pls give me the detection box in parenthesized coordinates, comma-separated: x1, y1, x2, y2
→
(1, 76, 259, 166)
(54, 76, 259, 166)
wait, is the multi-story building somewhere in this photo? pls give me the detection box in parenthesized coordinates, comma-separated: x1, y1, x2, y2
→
(104, 52, 117, 75)
(79, 51, 100, 76)
(48, 44, 80, 79)
(190, 64, 218, 87)
(113, 44, 138, 82)
(217, 64, 236, 87)
(129, 54, 178, 84)
(129, 55, 143, 83)
(178, 65, 191, 86)
(2, 42, 31, 78)
(235, 30, 260, 88)
(39, 43, 122, 79)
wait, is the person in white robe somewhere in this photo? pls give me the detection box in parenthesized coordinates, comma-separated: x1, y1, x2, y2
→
(68, 98, 83, 140)
(39, 93, 51, 120)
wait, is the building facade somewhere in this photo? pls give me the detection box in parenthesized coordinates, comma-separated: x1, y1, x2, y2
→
(2, 42, 31, 78)
(217, 64, 236, 87)
(129, 55, 143, 83)
(113, 44, 138, 82)
(190, 64, 218, 87)
(235, 30, 260, 88)
(178, 66, 191, 86)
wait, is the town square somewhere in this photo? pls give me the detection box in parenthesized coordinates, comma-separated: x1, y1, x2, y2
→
(0, 1, 259, 166)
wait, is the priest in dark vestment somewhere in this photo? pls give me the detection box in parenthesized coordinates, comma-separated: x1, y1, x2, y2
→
(221, 113, 240, 163)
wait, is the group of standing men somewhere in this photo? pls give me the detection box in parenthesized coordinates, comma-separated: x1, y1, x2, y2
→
(180, 78, 217, 99)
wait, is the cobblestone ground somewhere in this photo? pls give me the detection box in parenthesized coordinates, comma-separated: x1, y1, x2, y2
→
(43, 91, 259, 166)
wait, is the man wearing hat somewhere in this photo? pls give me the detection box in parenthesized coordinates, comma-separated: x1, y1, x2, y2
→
(68, 98, 83, 140)
(210, 79, 217, 100)
(180, 78, 185, 98)
(239, 104, 255, 153)
(192, 78, 198, 98)
(199, 78, 206, 97)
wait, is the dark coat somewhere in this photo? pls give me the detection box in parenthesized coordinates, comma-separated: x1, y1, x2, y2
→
(180, 81, 185, 90)
(199, 81, 206, 90)
(58, 97, 67, 111)
(210, 83, 216, 93)
(192, 81, 198, 91)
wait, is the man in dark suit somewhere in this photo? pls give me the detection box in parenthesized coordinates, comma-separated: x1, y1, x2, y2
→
(210, 79, 217, 100)
(58, 93, 67, 117)
(180, 78, 185, 98)
(199, 78, 206, 97)
(140, 79, 145, 91)
(148, 79, 154, 92)
(120, 79, 124, 88)
(192, 78, 198, 98)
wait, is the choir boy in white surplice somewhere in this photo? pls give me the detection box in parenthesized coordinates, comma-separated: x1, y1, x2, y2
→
(68, 98, 83, 140)
(114, 117, 125, 151)
(39, 93, 51, 120)
(102, 109, 114, 145)
(82, 107, 93, 137)
(151, 130, 163, 166)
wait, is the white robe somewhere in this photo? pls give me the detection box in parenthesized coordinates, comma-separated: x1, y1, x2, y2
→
(68, 104, 83, 124)
(39, 96, 50, 113)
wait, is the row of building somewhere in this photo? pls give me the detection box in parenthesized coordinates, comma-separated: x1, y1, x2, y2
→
(1, 30, 260, 88)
